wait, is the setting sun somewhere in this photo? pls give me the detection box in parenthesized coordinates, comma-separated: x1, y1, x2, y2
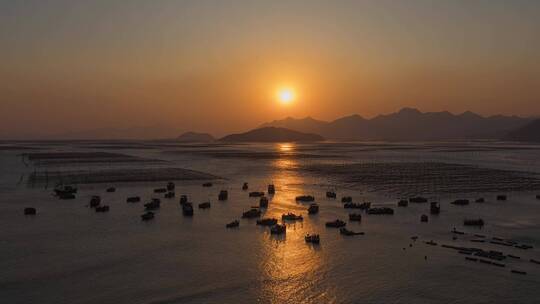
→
(277, 88, 295, 105)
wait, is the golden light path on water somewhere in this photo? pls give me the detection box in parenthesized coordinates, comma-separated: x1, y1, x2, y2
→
(256, 143, 339, 303)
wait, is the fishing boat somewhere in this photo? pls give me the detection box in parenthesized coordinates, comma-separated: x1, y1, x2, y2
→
(295, 195, 315, 202)
(398, 199, 408, 207)
(340, 228, 364, 236)
(182, 203, 194, 216)
(282, 213, 303, 221)
(305, 234, 320, 244)
(249, 191, 265, 197)
(326, 219, 346, 228)
(90, 196, 101, 208)
(54, 185, 77, 196)
(307, 203, 319, 214)
(218, 190, 228, 201)
(256, 218, 278, 226)
(242, 208, 261, 218)
(270, 224, 286, 234)
(24, 207, 36, 215)
(141, 212, 154, 221)
(341, 196, 352, 203)
(226, 220, 239, 228)
(198, 202, 211, 209)
(259, 197, 269, 208)
(126, 196, 140, 203)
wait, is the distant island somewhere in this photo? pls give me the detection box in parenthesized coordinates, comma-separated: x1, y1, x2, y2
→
(219, 127, 324, 142)
(260, 107, 532, 141)
(177, 132, 215, 142)
(504, 119, 540, 142)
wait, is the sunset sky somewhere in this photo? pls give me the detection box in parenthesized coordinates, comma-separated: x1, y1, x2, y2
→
(1, 0, 539, 138)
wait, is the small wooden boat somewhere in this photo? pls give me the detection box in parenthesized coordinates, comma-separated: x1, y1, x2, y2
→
(242, 182, 248, 190)
(341, 196, 352, 203)
(106, 187, 116, 193)
(326, 219, 346, 228)
(126, 196, 140, 203)
(496, 195, 507, 201)
(295, 195, 315, 202)
(218, 190, 228, 201)
(420, 214, 429, 222)
(154, 188, 167, 193)
(167, 182, 175, 191)
(511, 270, 527, 275)
(54, 185, 77, 196)
(367, 207, 394, 215)
(430, 202, 440, 214)
(305, 234, 320, 244)
(226, 220, 239, 228)
(198, 202, 211, 209)
(464, 218, 484, 226)
(339, 228, 364, 236)
(24, 207, 36, 215)
(270, 224, 286, 235)
(179, 195, 188, 205)
(326, 191, 336, 199)
(249, 191, 265, 197)
(144, 199, 161, 210)
(307, 203, 319, 214)
(90, 195, 101, 208)
(242, 208, 261, 218)
(256, 218, 278, 226)
(141, 212, 154, 221)
(182, 203, 194, 216)
(164, 192, 175, 198)
(398, 199, 408, 207)
(259, 197, 269, 208)
(344, 202, 371, 209)
(267, 184, 275, 195)
(202, 182, 213, 187)
(58, 193, 76, 200)
(95, 205, 110, 212)
(282, 213, 303, 221)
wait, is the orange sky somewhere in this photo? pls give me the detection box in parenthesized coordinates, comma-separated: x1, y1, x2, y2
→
(1, 1, 539, 138)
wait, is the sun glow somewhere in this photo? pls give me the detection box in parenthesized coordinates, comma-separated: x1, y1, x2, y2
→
(277, 88, 296, 105)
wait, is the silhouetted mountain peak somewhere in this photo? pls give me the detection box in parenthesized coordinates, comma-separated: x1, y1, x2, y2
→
(460, 111, 483, 119)
(260, 107, 531, 141)
(397, 107, 422, 115)
(220, 127, 324, 142)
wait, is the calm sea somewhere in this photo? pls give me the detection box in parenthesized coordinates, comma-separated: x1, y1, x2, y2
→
(1, 141, 540, 304)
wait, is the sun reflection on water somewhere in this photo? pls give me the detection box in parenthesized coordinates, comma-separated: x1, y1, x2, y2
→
(253, 143, 338, 303)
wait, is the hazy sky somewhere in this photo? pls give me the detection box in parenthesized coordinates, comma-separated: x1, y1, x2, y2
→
(1, 0, 539, 138)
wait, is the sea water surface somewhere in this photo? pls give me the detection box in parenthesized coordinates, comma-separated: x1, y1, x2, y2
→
(1, 141, 540, 304)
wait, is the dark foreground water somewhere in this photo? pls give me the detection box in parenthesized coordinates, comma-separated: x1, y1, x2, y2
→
(1, 141, 540, 304)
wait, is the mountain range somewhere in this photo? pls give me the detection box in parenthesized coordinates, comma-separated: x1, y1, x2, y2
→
(259, 108, 532, 141)
(220, 127, 323, 142)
